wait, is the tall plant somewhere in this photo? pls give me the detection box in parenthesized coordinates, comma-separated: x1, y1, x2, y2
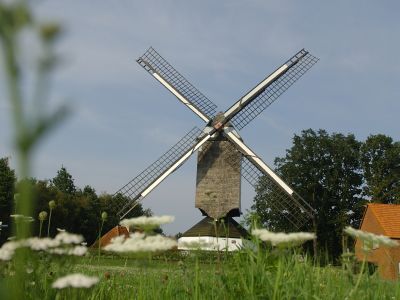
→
(0, 2, 67, 298)
(47, 200, 56, 237)
(38, 210, 47, 238)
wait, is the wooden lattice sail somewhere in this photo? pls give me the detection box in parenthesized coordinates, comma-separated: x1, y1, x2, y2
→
(114, 47, 318, 238)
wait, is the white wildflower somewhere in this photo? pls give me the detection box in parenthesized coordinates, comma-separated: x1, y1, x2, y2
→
(48, 246, 88, 256)
(52, 273, 99, 289)
(120, 215, 175, 228)
(252, 229, 316, 246)
(68, 246, 88, 256)
(0, 231, 88, 260)
(104, 232, 177, 253)
(55, 232, 83, 244)
(0, 247, 14, 261)
(27, 237, 60, 250)
(0, 240, 21, 261)
(344, 226, 398, 248)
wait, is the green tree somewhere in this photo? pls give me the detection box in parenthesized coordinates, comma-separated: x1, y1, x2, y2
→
(251, 129, 364, 259)
(0, 157, 16, 244)
(52, 166, 76, 194)
(360, 134, 400, 203)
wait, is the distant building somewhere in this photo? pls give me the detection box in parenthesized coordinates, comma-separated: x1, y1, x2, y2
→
(92, 226, 129, 248)
(178, 217, 249, 251)
(355, 203, 400, 280)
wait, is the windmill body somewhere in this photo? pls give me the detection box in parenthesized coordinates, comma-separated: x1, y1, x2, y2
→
(115, 47, 318, 251)
(196, 125, 242, 220)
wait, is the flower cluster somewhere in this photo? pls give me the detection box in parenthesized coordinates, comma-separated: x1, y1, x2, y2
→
(344, 226, 398, 250)
(104, 232, 177, 253)
(252, 229, 316, 246)
(52, 273, 99, 289)
(120, 215, 175, 229)
(0, 232, 87, 261)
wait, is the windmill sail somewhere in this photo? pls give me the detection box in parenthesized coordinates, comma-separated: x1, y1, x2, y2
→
(230, 50, 319, 130)
(223, 129, 314, 230)
(241, 157, 313, 230)
(137, 47, 217, 122)
(116, 127, 203, 218)
(116, 46, 319, 234)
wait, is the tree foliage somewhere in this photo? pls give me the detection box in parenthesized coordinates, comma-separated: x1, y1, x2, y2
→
(252, 129, 365, 258)
(51, 166, 76, 194)
(360, 134, 400, 203)
(0, 157, 16, 244)
(0, 161, 150, 245)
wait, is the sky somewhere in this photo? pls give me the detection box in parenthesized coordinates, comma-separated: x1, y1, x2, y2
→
(1, 0, 399, 234)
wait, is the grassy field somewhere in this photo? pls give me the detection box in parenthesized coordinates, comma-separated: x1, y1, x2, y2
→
(2, 248, 398, 300)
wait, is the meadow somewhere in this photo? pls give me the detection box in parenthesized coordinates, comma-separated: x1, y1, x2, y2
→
(2, 244, 400, 299)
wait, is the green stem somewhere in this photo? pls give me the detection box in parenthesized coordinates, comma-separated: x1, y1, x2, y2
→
(272, 256, 283, 300)
(194, 258, 199, 300)
(1, 21, 34, 300)
(47, 208, 53, 237)
(39, 220, 43, 238)
(3, 32, 32, 239)
(348, 254, 367, 298)
(98, 220, 104, 259)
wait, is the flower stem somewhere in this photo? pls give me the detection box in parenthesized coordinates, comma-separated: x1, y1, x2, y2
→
(98, 219, 105, 259)
(348, 254, 367, 298)
(47, 208, 53, 237)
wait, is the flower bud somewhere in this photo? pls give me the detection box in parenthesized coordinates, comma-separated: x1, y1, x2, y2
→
(39, 211, 48, 221)
(49, 200, 56, 210)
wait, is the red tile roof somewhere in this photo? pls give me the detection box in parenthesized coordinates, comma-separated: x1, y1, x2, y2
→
(367, 203, 400, 238)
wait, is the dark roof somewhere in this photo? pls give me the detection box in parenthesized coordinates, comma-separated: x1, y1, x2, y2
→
(182, 217, 249, 238)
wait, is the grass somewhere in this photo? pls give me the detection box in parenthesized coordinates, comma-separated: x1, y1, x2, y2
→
(74, 251, 400, 299)
(2, 248, 399, 300)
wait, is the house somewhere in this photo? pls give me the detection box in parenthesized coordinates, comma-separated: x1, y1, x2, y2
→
(355, 203, 400, 280)
(178, 217, 249, 251)
(91, 226, 129, 248)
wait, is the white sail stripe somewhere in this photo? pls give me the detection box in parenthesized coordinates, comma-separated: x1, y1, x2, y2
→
(141, 134, 210, 197)
(153, 73, 209, 122)
(224, 64, 288, 118)
(225, 131, 293, 195)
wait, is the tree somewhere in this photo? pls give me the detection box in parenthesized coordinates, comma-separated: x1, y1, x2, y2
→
(360, 134, 400, 203)
(251, 129, 364, 259)
(52, 166, 76, 194)
(0, 157, 16, 244)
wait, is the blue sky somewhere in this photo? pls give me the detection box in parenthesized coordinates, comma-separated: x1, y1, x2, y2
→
(1, 1, 399, 234)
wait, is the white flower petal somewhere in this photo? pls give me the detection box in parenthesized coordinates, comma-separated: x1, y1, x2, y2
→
(344, 226, 398, 248)
(120, 215, 175, 228)
(52, 273, 99, 289)
(55, 232, 84, 244)
(104, 234, 177, 253)
(252, 229, 316, 246)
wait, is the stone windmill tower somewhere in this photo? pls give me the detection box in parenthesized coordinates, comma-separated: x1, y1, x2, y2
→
(115, 47, 318, 250)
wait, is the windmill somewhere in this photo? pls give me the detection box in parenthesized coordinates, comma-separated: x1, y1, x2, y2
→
(115, 47, 318, 250)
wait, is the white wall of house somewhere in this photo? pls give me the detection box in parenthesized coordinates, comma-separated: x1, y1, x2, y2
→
(177, 236, 243, 251)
